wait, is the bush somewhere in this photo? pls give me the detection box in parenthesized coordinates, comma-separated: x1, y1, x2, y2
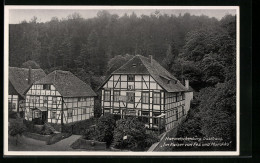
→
(113, 117, 148, 151)
(46, 132, 72, 145)
(23, 132, 51, 142)
(23, 119, 42, 134)
(9, 118, 26, 145)
(144, 130, 160, 148)
(40, 123, 54, 135)
(83, 127, 98, 140)
(71, 138, 106, 151)
(95, 114, 117, 147)
(63, 118, 98, 135)
(9, 111, 18, 119)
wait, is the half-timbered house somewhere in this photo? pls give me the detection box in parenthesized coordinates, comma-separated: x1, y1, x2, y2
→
(24, 70, 96, 125)
(100, 55, 193, 131)
(8, 67, 46, 117)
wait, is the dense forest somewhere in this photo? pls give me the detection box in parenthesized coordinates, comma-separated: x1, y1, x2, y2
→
(9, 11, 236, 150)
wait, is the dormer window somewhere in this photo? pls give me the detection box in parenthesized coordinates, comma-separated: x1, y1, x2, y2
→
(128, 75, 134, 82)
(43, 84, 51, 90)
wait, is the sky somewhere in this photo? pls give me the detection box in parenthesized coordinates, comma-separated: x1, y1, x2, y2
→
(8, 8, 237, 24)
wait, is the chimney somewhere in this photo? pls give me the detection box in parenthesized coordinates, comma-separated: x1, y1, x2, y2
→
(28, 66, 32, 84)
(185, 80, 189, 89)
(149, 55, 153, 65)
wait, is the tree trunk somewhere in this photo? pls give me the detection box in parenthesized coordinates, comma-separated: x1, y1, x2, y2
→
(16, 135, 18, 146)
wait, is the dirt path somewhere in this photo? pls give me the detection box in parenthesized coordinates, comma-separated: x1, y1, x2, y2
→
(9, 135, 82, 151)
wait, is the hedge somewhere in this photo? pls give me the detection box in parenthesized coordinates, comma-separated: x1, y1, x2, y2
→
(23, 132, 51, 142)
(70, 138, 106, 151)
(46, 132, 72, 145)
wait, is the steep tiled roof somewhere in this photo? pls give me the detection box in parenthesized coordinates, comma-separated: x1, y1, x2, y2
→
(112, 55, 188, 92)
(34, 70, 97, 97)
(9, 67, 46, 98)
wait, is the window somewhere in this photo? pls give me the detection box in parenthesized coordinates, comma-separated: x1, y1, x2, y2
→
(30, 96, 35, 103)
(176, 110, 178, 120)
(142, 111, 149, 124)
(34, 110, 41, 118)
(68, 109, 72, 118)
(128, 75, 134, 82)
(35, 96, 40, 103)
(114, 91, 120, 102)
(177, 93, 181, 101)
(73, 109, 77, 116)
(153, 92, 160, 104)
(104, 90, 111, 101)
(78, 97, 85, 101)
(51, 111, 56, 119)
(182, 93, 185, 100)
(43, 96, 48, 103)
(113, 109, 120, 114)
(126, 92, 135, 103)
(43, 84, 51, 90)
(142, 92, 149, 104)
(83, 107, 86, 114)
(8, 102, 16, 110)
(173, 94, 176, 102)
(153, 113, 161, 125)
(104, 108, 110, 115)
(52, 97, 57, 104)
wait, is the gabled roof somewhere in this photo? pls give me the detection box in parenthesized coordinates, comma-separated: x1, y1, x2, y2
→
(9, 67, 46, 98)
(103, 55, 188, 92)
(34, 70, 97, 97)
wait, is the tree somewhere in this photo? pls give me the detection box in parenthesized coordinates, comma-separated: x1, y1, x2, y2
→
(21, 60, 41, 69)
(113, 117, 147, 151)
(9, 118, 26, 146)
(95, 114, 117, 146)
(106, 54, 134, 76)
(162, 41, 179, 70)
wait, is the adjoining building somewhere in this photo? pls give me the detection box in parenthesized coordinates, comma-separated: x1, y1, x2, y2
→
(24, 70, 97, 125)
(99, 55, 193, 131)
(8, 67, 46, 117)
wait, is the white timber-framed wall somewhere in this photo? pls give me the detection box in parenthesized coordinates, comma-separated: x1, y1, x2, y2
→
(25, 84, 94, 124)
(101, 74, 188, 131)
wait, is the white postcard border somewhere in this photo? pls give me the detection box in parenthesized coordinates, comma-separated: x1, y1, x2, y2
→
(4, 5, 240, 156)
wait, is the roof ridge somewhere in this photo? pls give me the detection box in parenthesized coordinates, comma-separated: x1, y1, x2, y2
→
(9, 67, 44, 71)
(34, 70, 96, 97)
(112, 55, 137, 74)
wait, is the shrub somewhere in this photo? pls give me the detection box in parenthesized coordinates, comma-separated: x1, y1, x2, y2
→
(113, 117, 148, 151)
(83, 127, 98, 140)
(71, 138, 106, 151)
(40, 123, 54, 135)
(23, 119, 42, 134)
(63, 118, 98, 135)
(9, 118, 26, 145)
(46, 132, 72, 145)
(9, 110, 18, 119)
(144, 130, 160, 148)
(95, 114, 117, 147)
